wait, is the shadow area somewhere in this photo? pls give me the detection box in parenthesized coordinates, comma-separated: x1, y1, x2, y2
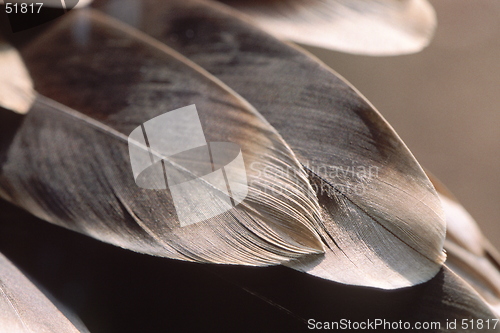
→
(0, 200, 494, 333)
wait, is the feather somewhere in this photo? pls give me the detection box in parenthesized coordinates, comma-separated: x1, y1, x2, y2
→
(216, 0, 437, 55)
(0, 9, 326, 267)
(445, 241, 500, 316)
(428, 172, 500, 316)
(0, 39, 34, 114)
(92, 0, 446, 289)
(0, 252, 89, 332)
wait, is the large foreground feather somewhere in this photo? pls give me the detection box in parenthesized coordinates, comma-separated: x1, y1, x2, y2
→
(93, 0, 446, 289)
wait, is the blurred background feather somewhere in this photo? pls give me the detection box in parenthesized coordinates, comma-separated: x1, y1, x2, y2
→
(218, 0, 437, 55)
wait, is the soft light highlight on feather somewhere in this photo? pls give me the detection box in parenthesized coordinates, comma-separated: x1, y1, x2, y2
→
(0, 42, 34, 114)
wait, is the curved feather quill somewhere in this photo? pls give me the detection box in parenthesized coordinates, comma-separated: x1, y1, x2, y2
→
(92, 0, 446, 289)
(217, 0, 437, 55)
(0, 252, 89, 332)
(0, 9, 325, 266)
